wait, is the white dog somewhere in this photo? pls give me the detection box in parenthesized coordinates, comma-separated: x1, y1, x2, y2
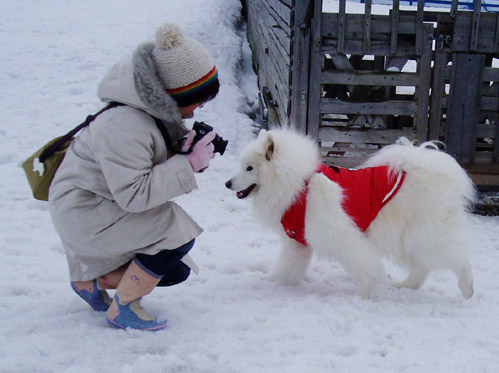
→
(226, 129, 475, 299)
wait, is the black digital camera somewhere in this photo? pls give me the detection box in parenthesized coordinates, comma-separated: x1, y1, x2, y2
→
(191, 121, 228, 155)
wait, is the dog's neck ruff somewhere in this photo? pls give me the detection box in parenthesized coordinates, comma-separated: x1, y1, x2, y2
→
(281, 164, 405, 246)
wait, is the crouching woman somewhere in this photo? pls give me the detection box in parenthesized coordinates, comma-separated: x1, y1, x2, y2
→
(49, 23, 219, 331)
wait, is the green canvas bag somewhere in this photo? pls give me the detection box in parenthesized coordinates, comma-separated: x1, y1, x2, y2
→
(22, 102, 123, 201)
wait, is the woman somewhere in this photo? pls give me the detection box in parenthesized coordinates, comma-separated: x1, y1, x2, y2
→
(49, 23, 220, 331)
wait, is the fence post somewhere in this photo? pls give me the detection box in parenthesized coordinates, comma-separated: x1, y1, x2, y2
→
(416, 23, 433, 142)
(290, 0, 313, 133)
(306, 0, 323, 142)
(428, 51, 448, 140)
(445, 53, 485, 162)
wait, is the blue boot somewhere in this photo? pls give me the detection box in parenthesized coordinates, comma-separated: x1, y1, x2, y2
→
(106, 259, 167, 331)
(106, 294, 168, 331)
(71, 279, 111, 311)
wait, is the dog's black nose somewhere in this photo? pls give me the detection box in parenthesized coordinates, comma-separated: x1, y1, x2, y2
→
(225, 180, 232, 189)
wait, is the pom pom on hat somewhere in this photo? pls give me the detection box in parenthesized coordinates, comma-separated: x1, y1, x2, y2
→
(155, 23, 184, 49)
(153, 22, 219, 107)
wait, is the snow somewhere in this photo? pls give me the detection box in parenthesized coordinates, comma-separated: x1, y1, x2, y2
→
(1, 0, 499, 372)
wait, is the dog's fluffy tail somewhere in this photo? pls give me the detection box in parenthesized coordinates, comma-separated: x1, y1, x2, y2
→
(363, 137, 476, 207)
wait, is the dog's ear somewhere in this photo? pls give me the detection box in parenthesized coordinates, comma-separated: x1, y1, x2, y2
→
(264, 133, 274, 161)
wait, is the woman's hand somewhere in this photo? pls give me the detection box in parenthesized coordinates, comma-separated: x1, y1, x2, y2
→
(183, 130, 216, 172)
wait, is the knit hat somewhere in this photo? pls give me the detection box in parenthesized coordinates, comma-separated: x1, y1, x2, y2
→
(153, 23, 219, 107)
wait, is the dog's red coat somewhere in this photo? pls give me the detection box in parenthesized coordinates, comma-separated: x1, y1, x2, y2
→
(281, 164, 405, 245)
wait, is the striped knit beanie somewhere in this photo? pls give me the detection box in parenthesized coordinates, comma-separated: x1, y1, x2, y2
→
(153, 23, 219, 107)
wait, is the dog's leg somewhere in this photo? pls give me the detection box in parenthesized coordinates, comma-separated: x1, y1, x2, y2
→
(329, 238, 382, 299)
(395, 267, 429, 290)
(306, 174, 385, 299)
(268, 238, 313, 285)
(455, 264, 474, 299)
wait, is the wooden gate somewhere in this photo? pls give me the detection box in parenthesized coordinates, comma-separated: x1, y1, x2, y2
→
(245, 0, 499, 185)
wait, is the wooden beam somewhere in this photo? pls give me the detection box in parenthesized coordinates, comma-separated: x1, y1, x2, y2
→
(321, 99, 418, 116)
(363, 0, 372, 54)
(415, 23, 433, 142)
(338, 0, 346, 53)
(290, 0, 312, 132)
(429, 52, 449, 140)
(390, 0, 400, 55)
(321, 70, 419, 86)
(306, 0, 323, 140)
(415, 0, 424, 54)
(319, 127, 416, 144)
(445, 53, 485, 163)
(470, 0, 482, 51)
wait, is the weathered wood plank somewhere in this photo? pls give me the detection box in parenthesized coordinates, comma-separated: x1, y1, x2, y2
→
(451, 12, 498, 53)
(322, 41, 418, 57)
(415, 23, 433, 141)
(470, 0, 482, 51)
(390, 1, 400, 55)
(260, 0, 292, 35)
(338, 0, 346, 53)
(429, 52, 449, 140)
(495, 105, 499, 162)
(263, 0, 292, 23)
(495, 13, 499, 53)
(477, 124, 496, 138)
(319, 127, 416, 144)
(251, 6, 291, 72)
(323, 156, 368, 168)
(484, 66, 499, 82)
(481, 96, 499, 111)
(290, 0, 312, 131)
(323, 13, 418, 38)
(253, 2, 292, 60)
(321, 70, 419, 86)
(248, 18, 291, 123)
(321, 146, 379, 156)
(321, 98, 418, 116)
(307, 0, 323, 140)
(364, 0, 372, 54)
(450, 0, 458, 19)
(445, 53, 485, 162)
(415, 0, 424, 54)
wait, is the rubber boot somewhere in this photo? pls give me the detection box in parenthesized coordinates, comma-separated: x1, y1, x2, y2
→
(106, 258, 167, 331)
(71, 279, 111, 311)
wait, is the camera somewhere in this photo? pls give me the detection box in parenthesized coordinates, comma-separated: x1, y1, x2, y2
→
(191, 121, 228, 155)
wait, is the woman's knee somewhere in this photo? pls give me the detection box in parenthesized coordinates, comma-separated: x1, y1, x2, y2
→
(135, 239, 195, 277)
(157, 262, 191, 286)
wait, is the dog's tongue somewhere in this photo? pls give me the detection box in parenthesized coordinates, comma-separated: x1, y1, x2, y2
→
(236, 191, 244, 199)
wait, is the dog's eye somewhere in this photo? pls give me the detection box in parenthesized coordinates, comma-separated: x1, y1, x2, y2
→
(246, 166, 254, 171)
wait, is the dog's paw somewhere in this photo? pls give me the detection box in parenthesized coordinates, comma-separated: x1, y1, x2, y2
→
(261, 272, 279, 282)
(354, 285, 372, 299)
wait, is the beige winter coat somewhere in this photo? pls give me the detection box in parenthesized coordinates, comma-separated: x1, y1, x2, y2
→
(49, 43, 202, 281)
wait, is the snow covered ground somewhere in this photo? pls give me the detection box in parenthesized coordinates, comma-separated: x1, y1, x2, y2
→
(1, 1, 499, 372)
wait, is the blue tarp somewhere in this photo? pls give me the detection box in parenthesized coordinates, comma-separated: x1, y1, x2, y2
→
(360, 0, 499, 12)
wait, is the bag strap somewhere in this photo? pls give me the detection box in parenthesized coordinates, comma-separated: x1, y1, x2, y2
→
(152, 117, 173, 150)
(39, 101, 124, 163)
(39, 102, 174, 162)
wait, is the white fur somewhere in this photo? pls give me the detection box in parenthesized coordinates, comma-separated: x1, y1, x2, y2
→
(226, 130, 475, 299)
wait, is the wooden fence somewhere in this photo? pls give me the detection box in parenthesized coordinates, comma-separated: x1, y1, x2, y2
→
(244, 0, 499, 186)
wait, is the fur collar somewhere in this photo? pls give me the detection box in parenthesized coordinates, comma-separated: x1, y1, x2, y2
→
(132, 42, 183, 124)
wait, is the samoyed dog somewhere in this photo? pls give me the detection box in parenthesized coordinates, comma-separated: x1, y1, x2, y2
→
(225, 129, 475, 299)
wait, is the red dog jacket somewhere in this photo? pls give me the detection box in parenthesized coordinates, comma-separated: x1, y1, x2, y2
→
(281, 164, 405, 245)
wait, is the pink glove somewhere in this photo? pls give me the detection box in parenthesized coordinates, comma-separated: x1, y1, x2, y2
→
(183, 130, 216, 172)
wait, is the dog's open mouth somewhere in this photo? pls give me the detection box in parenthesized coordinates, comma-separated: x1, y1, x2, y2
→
(236, 184, 257, 199)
